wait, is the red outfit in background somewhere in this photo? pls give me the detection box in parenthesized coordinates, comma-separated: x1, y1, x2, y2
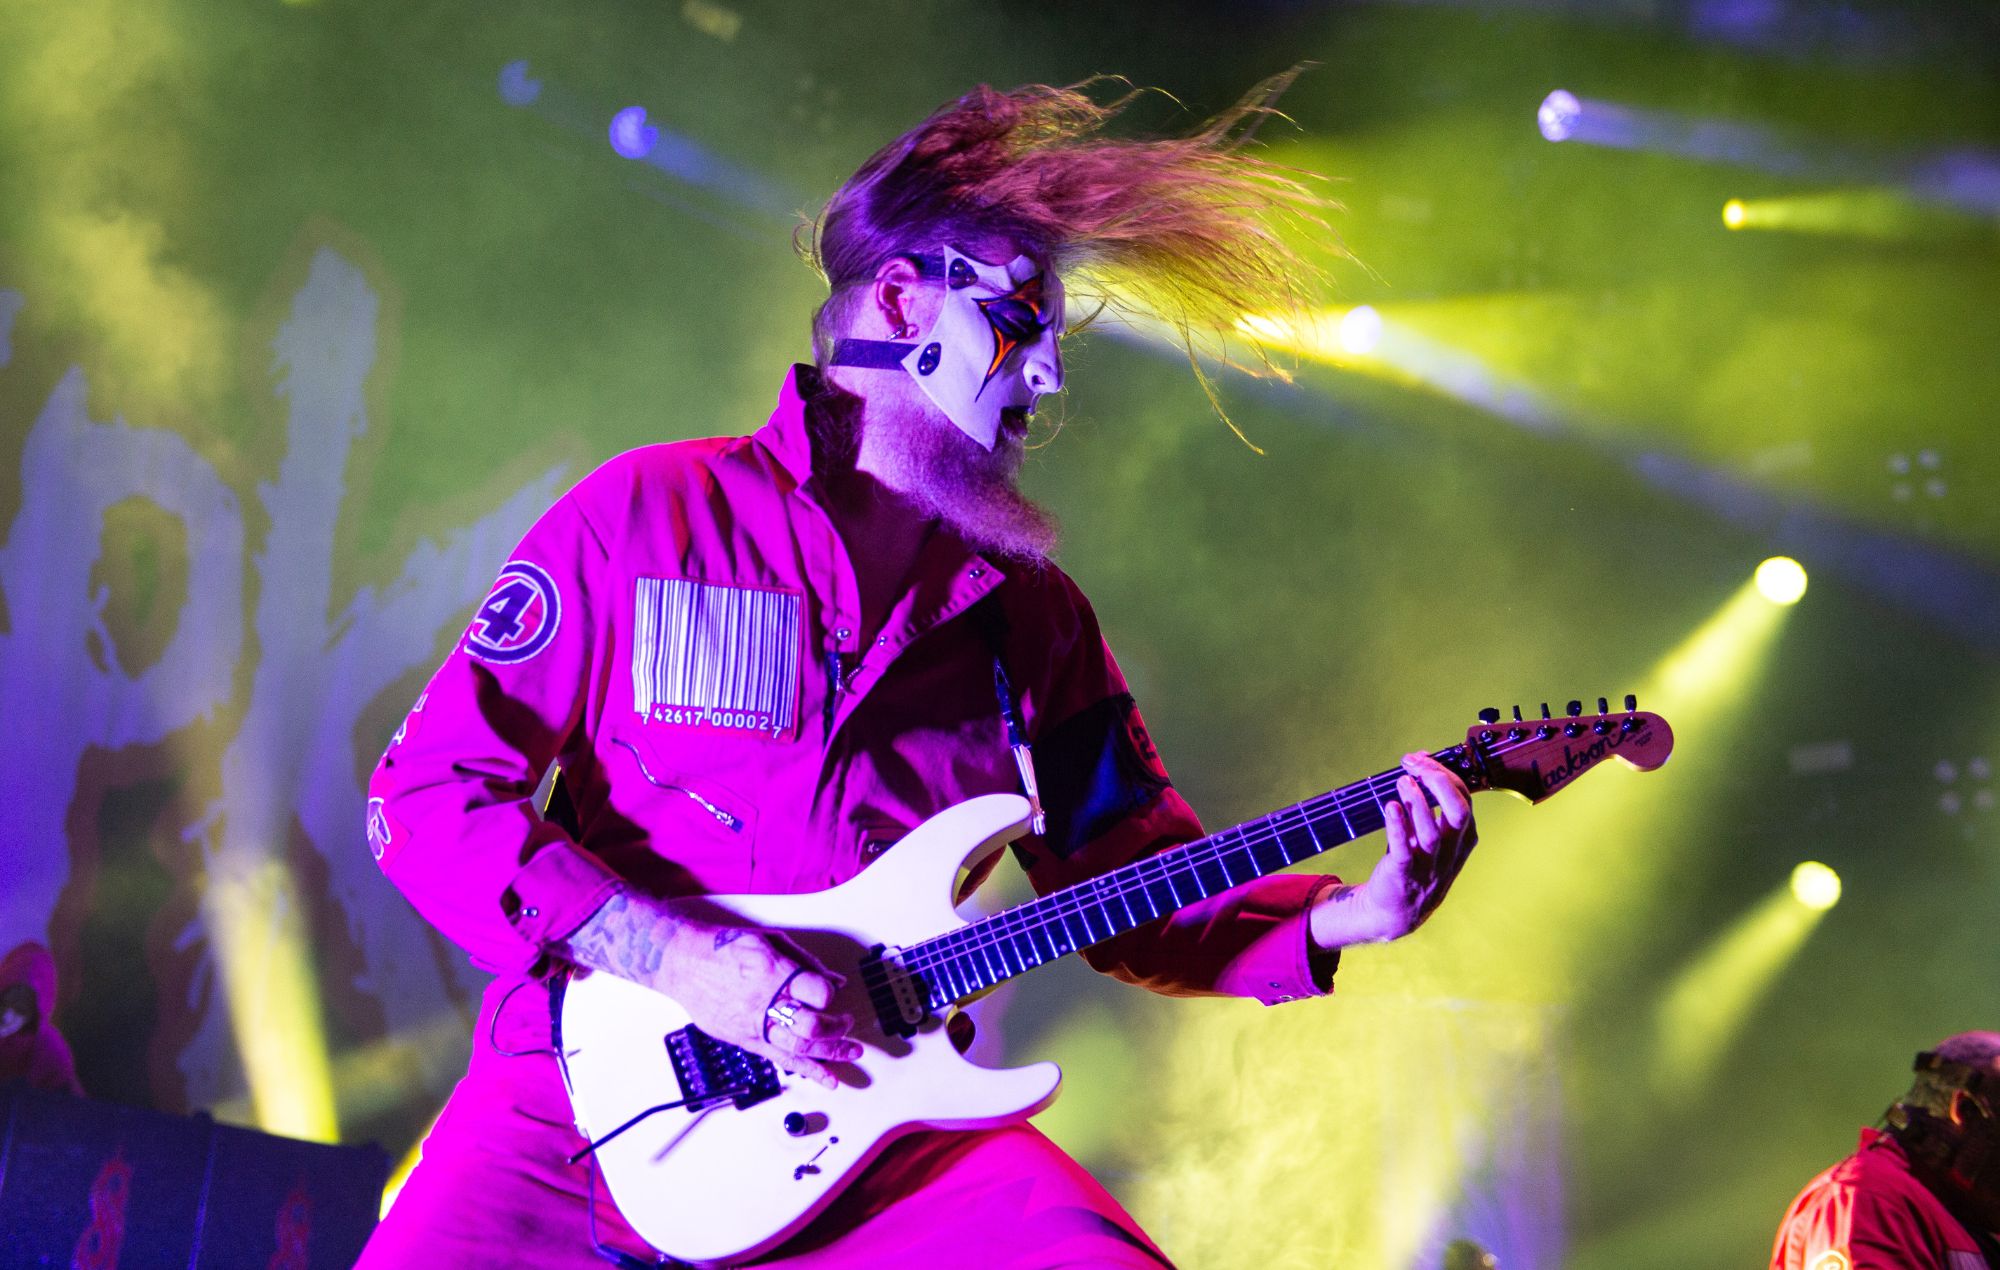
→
(0, 941, 83, 1096)
(360, 368, 1338, 1267)
(1771, 1129, 1998, 1270)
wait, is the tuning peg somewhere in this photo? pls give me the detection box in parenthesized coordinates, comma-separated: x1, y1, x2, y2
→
(1624, 693, 1638, 712)
(1540, 703, 1552, 720)
(1597, 696, 1609, 715)
(1512, 705, 1524, 723)
(1567, 700, 1584, 717)
(1478, 707, 1501, 725)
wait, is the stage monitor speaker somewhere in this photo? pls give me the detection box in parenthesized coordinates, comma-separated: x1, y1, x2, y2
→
(0, 1084, 388, 1269)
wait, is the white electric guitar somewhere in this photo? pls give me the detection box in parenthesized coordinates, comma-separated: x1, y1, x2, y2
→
(557, 699, 1674, 1264)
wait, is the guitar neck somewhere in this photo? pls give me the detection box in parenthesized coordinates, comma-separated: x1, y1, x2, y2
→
(900, 745, 1474, 1009)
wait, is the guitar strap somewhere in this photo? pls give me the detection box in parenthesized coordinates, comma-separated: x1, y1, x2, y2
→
(971, 596, 1047, 836)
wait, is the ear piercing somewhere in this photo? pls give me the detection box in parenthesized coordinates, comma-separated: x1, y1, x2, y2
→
(893, 323, 917, 339)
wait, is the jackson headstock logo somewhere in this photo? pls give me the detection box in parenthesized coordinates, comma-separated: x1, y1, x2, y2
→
(1528, 723, 1647, 795)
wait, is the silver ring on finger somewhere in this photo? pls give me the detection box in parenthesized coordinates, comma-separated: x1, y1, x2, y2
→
(763, 998, 801, 1044)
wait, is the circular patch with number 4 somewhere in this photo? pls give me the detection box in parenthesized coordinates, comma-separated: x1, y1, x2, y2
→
(464, 560, 562, 664)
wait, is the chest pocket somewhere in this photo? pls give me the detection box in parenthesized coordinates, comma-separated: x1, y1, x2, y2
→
(630, 576, 803, 741)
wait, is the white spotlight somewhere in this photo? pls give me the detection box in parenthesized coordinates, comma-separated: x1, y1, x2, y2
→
(1538, 90, 1582, 143)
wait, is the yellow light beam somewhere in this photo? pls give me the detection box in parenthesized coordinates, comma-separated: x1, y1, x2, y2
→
(379, 1108, 444, 1219)
(202, 858, 338, 1142)
(1721, 187, 1994, 243)
(1651, 877, 1832, 1102)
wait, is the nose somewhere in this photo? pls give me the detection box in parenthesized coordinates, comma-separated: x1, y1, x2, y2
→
(1023, 338, 1063, 396)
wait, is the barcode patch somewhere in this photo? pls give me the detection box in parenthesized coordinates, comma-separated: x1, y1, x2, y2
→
(632, 578, 799, 735)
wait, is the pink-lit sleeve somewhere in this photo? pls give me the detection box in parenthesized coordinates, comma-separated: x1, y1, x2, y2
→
(367, 489, 625, 978)
(1009, 574, 1338, 1007)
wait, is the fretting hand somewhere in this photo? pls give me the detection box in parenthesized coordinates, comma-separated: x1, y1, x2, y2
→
(1307, 751, 1478, 950)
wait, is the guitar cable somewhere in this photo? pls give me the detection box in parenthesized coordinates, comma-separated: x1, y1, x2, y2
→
(541, 971, 700, 1269)
(584, 1151, 695, 1269)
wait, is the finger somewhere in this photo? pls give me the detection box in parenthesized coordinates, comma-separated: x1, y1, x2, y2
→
(790, 1005, 856, 1045)
(1399, 775, 1441, 853)
(773, 1048, 840, 1089)
(1381, 795, 1415, 863)
(792, 1032, 864, 1063)
(1404, 753, 1473, 831)
(784, 970, 837, 1011)
(771, 1001, 861, 1059)
(747, 1027, 841, 1089)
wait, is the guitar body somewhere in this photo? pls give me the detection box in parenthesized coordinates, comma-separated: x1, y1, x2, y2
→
(558, 793, 1059, 1266)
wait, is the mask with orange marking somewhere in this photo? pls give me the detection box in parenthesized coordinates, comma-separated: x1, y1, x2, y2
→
(834, 246, 1065, 450)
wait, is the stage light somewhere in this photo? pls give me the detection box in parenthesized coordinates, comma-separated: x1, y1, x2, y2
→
(1789, 861, 1841, 910)
(1339, 305, 1383, 356)
(1755, 556, 1808, 605)
(1537, 90, 1581, 143)
(497, 60, 541, 107)
(608, 107, 658, 160)
(1722, 199, 1747, 229)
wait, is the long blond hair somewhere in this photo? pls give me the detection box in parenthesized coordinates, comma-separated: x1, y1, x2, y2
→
(801, 71, 1339, 447)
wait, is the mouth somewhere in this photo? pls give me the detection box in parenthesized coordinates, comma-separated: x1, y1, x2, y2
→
(999, 406, 1031, 437)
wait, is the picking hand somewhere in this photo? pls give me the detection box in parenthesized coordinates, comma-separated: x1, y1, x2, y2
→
(569, 892, 862, 1089)
(662, 916, 864, 1090)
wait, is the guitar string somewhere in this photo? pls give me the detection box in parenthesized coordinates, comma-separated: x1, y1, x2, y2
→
(899, 722, 1640, 1000)
(898, 730, 1543, 1001)
(902, 766, 1411, 999)
(906, 762, 1418, 994)
(896, 765, 1409, 1003)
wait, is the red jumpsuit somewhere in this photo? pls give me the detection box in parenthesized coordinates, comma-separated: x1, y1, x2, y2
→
(1771, 1129, 1997, 1270)
(361, 368, 1339, 1267)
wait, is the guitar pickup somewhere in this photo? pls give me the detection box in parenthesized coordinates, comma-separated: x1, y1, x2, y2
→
(665, 1025, 781, 1112)
(860, 944, 930, 1038)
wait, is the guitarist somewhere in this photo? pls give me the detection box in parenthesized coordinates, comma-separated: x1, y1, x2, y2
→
(360, 77, 1477, 1269)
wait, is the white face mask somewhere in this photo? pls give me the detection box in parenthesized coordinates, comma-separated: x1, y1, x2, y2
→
(831, 247, 1065, 450)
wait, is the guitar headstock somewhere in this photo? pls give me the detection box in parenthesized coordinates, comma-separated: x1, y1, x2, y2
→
(1459, 695, 1674, 804)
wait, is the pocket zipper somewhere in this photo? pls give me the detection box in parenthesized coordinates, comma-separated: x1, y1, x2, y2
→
(611, 738, 744, 833)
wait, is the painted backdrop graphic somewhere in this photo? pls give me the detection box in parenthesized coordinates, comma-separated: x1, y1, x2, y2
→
(0, 245, 563, 1135)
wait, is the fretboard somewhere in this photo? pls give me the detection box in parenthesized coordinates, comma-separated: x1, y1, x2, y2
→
(898, 747, 1467, 1009)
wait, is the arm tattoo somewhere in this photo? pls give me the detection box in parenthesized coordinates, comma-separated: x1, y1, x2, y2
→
(570, 892, 675, 984)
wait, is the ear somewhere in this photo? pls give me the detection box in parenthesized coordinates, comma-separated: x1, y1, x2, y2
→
(1951, 1087, 1992, 1128)
(868, 256, 928, 337)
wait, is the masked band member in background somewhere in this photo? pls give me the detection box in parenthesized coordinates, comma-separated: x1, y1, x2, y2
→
(0, 941, 84, 1096)
(1771, 1032, 2000, 1270)
(360, 76, 1478, 1268)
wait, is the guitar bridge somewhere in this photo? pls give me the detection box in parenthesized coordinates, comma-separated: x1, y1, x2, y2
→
(665, 1025, 781, 1112)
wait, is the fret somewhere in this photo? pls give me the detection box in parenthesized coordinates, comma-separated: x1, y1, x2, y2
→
(1061, 907, 1090, 950)
(1034, 914, 1061, 961)
(1214, 842, 1248, 888)
(1334, 792, 1357, 840)
(1129, 882, 1162, 923)
(1274, 818, 1318, 865)
(1109, 883, 1138, 930)
(1081, 897, 1107, 944)
(1190, 851, 1228, 898)
(1249, 832, 1289, 875)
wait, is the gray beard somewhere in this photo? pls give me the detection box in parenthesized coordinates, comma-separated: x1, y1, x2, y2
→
(871, 399, 1058, 562)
